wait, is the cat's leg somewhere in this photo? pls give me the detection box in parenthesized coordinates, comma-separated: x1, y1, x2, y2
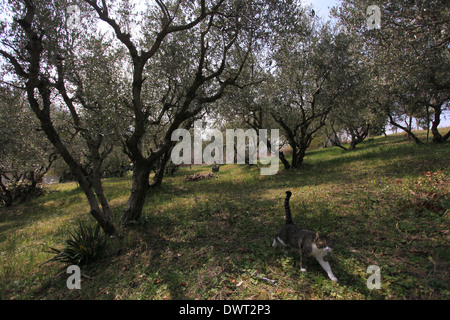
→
(273, 236, 289, 254)
(272, 236, 283, 248)
(315, 256, 338, 282)
(272, 238, 278, 248)
(299, 251, 307, 272)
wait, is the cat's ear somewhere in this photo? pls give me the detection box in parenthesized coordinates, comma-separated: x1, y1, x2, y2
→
(315, 232, 320, 240)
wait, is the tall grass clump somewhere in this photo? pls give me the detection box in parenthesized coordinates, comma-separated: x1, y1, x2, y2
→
(45, 221, 107, 267)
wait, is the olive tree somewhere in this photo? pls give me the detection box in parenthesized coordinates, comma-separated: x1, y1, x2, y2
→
(85, 0, 269, 224)
(268, 15, 357, 169)
(0, 0, 122, 234)
(333, 0, 450, 143)
(0, 85, 57, 206)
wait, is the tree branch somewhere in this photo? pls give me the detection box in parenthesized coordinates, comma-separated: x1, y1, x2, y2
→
(0, 50, 29, 78)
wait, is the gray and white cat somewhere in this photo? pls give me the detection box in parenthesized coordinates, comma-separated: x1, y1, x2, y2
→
(272, 191, 338, 282)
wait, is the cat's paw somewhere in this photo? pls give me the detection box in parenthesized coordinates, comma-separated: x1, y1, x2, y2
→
(329, 276, 338, 282)
(300, 268, 307, 272)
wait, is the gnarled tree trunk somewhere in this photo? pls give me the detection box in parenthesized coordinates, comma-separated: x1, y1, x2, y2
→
(120, 159, 151, 225)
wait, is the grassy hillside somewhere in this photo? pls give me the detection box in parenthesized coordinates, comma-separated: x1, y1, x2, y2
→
(0, 132, 449, 300)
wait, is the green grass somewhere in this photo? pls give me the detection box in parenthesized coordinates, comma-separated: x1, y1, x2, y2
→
(1, 131, 449, 300)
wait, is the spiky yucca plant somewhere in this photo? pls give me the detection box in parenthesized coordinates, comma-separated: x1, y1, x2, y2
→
(46, 221, 107, 266)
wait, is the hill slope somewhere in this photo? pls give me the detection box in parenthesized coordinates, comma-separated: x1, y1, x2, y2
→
(1, 132, 449, 299)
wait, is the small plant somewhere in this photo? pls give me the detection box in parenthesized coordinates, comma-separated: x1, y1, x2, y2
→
(46, 221, 107, 266)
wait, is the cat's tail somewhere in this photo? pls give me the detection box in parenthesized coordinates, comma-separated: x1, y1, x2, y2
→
(284, 191, 293, 224)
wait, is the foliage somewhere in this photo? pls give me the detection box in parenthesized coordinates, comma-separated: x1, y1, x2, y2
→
(45, 221, 107, 267)
(0, 86, 57, 206)
(333, 0, 450, 143)
(268, 15, 358, 168)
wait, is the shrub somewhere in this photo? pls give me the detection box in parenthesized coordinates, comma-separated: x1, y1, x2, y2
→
(46, 221, 107, 266)
(0, 181, 45, 207)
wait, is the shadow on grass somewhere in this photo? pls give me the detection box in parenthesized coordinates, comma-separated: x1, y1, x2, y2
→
(0, 187, 83, 235)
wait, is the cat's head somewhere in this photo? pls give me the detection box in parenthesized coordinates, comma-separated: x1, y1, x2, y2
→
(315, 232, 333, 252)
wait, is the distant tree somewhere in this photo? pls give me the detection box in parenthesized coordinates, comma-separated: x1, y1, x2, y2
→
(268, 15, 357, 169)
(207, 52, 277, 165)
(334, 0, 450, 143)
(326, 32, 388, 150)
(0, 86, 57, 206)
